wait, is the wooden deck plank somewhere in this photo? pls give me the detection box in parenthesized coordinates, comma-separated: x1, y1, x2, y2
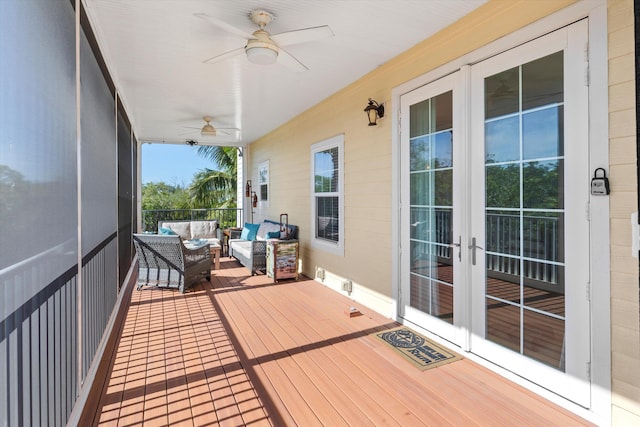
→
(266, 281, 468, 426)
(208, 269, 309, 426)
(213, 274, 324, 426)
(244, 279, 415, 426)
(260, 280, 584, 424)
(233, 278, 381, 425)
(89, 258, 594, 427)
(239, 285, 456, 426)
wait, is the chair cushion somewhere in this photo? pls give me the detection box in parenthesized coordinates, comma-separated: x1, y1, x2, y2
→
(231, 240, 252, 259)
(161, 221, 191, 240)
(202, 238, 221, 247)
(190, 220, 218, 239)
(159, 227, 177, 235)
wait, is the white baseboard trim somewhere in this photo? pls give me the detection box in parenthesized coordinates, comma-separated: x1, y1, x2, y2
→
(313, 269, 394, 319)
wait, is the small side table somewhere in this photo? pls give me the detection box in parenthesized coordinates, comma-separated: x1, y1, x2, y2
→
(210, 243, 221, 270)
(223, 227, 242, 257)
(267, 240, 299, 283)
(185, 240, 220, 270)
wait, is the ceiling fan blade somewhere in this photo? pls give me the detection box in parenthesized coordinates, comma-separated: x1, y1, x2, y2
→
(194, 13, 251, 39)
(203, 47, 244, 64)
(271, 25, 334, 47)
(200, 128, 240, 136)
(278, 48, 308, 72)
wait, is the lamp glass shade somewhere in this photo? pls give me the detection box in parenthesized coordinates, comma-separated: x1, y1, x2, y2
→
(246, 46, 278, 65)
(366, 107, 378, 126)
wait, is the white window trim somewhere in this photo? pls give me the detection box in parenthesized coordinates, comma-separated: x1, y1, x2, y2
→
(258, 159, 269, 207)
(310, 134, 344, 256)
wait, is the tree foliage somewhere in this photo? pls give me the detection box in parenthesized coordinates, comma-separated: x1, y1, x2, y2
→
(141, 182, 191, 210)
(486, 161, 561, 209)
(189, 146, 238, 208)
(141, 146, 239, 211)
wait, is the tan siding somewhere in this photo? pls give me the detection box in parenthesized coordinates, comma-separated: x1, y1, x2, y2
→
(610, 136, 637, 166)
(608, 25, 634, 59)
(248, 0, 575, 298)
(608, 0, 640, 421)
(248, 0, 640, 420)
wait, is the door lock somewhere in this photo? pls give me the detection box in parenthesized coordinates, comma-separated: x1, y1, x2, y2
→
(468, 237, 483, 265)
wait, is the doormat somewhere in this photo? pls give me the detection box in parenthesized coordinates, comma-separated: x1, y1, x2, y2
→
(375, 328, 463, 371)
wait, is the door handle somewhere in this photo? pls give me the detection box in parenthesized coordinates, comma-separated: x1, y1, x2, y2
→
(451, 235, 462, 262)
(468, 237, 483, 265)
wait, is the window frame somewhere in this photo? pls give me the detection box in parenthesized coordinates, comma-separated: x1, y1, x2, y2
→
(310, 134, 345, 256)
(258, 160, 269, 207)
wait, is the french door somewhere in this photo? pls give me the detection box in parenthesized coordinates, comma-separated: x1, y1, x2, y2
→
(400, 20, 591, 406)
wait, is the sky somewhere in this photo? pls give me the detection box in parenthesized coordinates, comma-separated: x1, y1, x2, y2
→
(141, 144, 217, 186)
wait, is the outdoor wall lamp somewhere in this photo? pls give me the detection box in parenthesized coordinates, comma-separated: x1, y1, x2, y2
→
(245, 180, 252, 197)
(364, 98, 384, 126)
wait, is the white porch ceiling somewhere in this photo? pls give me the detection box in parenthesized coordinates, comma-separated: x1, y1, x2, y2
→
(83, 0, 487, 147)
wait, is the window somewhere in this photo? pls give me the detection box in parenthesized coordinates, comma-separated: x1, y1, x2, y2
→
(311, 135, 344, 255)
(258, 160, 269, 205)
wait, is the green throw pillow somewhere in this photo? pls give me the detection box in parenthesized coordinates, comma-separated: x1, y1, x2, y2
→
(159, 227, 177, 235)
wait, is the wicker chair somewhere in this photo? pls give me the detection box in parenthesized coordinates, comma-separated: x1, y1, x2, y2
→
(133, 234, 211, 293)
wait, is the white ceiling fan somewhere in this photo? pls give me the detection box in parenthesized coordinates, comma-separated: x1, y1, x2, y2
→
(197, 9, 334, 72)
(182, 116, 240, 138)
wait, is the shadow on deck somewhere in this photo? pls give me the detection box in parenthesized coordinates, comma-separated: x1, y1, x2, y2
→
(82, 257, 592, 426)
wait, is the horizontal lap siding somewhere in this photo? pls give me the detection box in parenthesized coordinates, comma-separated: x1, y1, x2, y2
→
(248, 0, 575, 300)
(608, 0, 640, 423)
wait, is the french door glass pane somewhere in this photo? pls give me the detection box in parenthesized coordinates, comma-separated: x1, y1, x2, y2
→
(409, 91, 454, 324)
(484, 52, 566, 370)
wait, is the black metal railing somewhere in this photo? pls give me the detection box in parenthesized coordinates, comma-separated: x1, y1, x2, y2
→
(410, 210, 561, 286)
(141, 208, 244, 232)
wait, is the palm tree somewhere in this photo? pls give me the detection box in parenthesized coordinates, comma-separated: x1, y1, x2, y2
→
(189, 146, 238, 208)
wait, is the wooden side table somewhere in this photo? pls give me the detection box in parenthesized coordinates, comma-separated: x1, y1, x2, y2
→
(267, 240, 299, 283)
(210, 243, 221, 270)
(223, 227, 242, 256)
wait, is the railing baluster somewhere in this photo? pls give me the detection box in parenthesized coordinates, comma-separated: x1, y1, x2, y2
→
(482, 212, 558, 286)
(142, 208, 245, 232)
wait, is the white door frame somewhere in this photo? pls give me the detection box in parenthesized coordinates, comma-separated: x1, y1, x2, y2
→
(391, 1, 609, 424)
(469, 20, 590, 407)
(399, 71, 467, 347)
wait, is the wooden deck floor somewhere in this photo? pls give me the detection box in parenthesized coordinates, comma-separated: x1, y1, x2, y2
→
(88, 257, 593, 426)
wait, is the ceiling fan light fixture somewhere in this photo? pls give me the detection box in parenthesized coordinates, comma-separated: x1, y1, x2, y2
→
(201, 116, 217, 136)
(201, 123, 217, 136)
(245, 44, 278, 65)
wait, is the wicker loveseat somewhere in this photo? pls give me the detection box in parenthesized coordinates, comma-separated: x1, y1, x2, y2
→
(229, 219, 298, 275)
(157, 219, 222, 246)
(133, 234, 211, 293)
